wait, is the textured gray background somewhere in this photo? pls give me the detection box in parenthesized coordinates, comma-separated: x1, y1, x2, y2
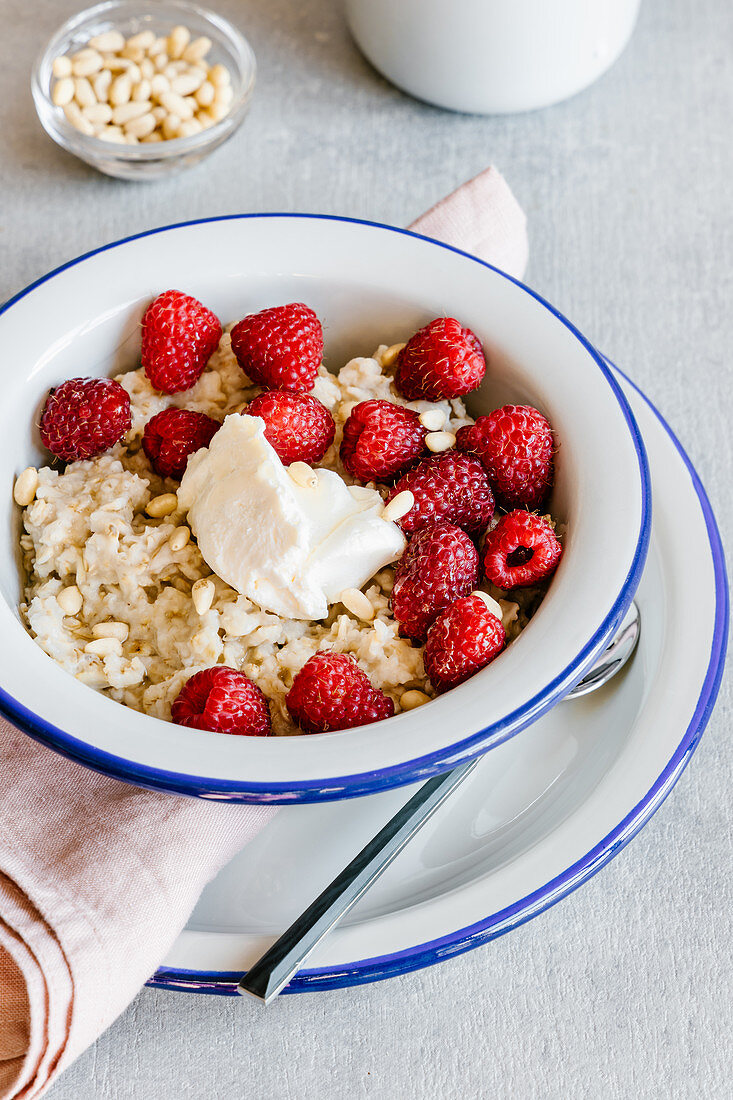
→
(2, 0, 732, 1096)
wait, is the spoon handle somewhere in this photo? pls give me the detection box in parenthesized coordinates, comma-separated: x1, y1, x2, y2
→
(239, 603, 641, 1005)
(237, 757, 479, 1004)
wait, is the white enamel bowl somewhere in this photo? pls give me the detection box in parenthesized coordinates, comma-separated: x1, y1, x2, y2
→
(0, 215, 650, 802)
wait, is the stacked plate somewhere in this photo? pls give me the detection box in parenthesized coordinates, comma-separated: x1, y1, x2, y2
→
(0, 216, 724, 994)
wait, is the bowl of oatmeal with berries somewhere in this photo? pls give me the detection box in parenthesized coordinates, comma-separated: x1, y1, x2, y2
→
(0, 214, 649, 801)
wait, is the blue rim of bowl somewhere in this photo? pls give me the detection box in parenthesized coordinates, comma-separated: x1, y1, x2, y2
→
(0, 214, 652, 802)
(146, 362, 729, 994)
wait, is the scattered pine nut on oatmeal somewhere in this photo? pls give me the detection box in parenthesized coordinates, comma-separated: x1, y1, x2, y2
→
(17, 292, 563, 737)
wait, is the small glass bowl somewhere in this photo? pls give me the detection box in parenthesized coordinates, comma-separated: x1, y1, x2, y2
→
(31, 0, 256, 181)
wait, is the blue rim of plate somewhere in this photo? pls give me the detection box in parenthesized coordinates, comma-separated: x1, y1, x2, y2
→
(0, 214, 651, 801)
(147, 362, 729, 994)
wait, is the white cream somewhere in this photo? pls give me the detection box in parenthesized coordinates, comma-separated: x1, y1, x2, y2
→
(178, 415, 406, 620)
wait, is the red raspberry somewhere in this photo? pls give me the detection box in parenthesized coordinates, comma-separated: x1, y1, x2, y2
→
(424, 594, 506, 694)
(142, 407, 220, 480)
(388, 453, 494, 535)
(456, 405, 553, 509)
(391, 523, 479, 641)
(39, 377, 131, 462)
(171, 666, 271, 735)
(482, 511, 563, 589)
(286, 652, 394, 734)
(141, 290, 222, 394)
(247, 391, 335, 465)
(340, 400, 426, 483)
(394, 317, 486, 401)
(230, 303, 323, 393)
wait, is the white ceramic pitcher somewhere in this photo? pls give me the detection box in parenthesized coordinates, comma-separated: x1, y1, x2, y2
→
(345, 0, 642, 114)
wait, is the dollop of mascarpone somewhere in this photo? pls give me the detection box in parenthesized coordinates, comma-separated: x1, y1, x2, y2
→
(178, 414, 407, 620)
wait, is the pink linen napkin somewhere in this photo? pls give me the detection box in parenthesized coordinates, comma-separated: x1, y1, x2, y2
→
(0, 164, 527, 1100)
(409, 166, 528, 281)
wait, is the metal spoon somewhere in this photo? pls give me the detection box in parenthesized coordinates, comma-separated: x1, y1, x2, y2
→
(239, 601, 641, 1005)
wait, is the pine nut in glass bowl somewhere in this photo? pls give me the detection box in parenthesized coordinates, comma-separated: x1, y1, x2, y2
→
(31, 0, 256, 181)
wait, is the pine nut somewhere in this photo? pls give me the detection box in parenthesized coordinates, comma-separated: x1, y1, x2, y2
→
(132, 78, 152, 102)
(209, 63, 231, 87)
(89, 30, 125, 53)
(160, 90, 193, 120)
(192, 577, 215, 615)
(340, 588, 375, 621)
(125, 134, 139, 145)
(419, 408, 446, 432)
(162, 113, 181, 139)
(92, 621, 129, 642)
(168, 526, 191, 551)
(13, 466, 39, 506)
(64, 101, 95, 134)
(383, 490, 414, 523)
(146, 493, 178, 518)
(85, 637, 123, 658)
(83, 102, 113, 124)
(140, 57, 154, 80)
(71, 48, 104, 76)
(153, 52, 169, 71)
(52, 77, 75, 106)
(207, 99, 230, 122)
(183, 36, 212, 62)
(195, 80, 215, 107)
(214, 83, 233, 107)
(400, 689, 431, 711)
(148, 36, 168, 56)
(103, 56, 141, 80)
(57, 585, 83, 615)
(471, 590, 503, 620)
(171, 71, 205, 96)
(425, 431, 456, 453)
(168, 25, 191, 59)
(121, 44, 145, 64)
(109, 73, 132, 105)
(97, 125, 126, 143)
(381, 342, 405, 368)
(125, 112, 156, 138)
(112, 100, 151, 124)
(126, 30, 156, 51)
(141, 131, 163, 142)
(152, 105, 167, 122)
(289, 462, 318, 489)
(92, 68, 112, 101)
(73, 77, 96, 108)
(150, 73, 170, 97)
(197, 110, 215, 129)
(102, 54, 130, 71)
(177, 117, 202, 137)
(52, 56, 72, 79)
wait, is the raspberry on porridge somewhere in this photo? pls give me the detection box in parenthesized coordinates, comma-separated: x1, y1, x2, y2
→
(17, 295, 563, 737)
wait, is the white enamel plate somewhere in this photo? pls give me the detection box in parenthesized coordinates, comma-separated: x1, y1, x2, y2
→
(149, 367, 728, 995)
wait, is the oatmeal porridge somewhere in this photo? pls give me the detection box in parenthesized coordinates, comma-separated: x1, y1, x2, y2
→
(17, 296, 561, 736)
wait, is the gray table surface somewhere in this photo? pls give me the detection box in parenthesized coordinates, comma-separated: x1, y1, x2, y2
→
(2, 0, 732, 1096)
